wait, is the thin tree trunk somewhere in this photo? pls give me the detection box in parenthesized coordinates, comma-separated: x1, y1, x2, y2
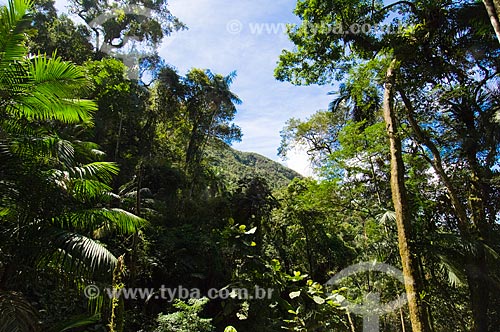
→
(300, 217, 314, 278)
(466, 247, 489, 332)
(483, 0, 500, 42)
(114, 111, 123, 162)
(400, 307, 406, 332)
(135, 161, 143, 217)
(399, 90, 490, 331)
(347, 311, 356, 332)
(382, 59, 430, 332)
(129, 161, 143, 283)
(398, 91, 469, 232)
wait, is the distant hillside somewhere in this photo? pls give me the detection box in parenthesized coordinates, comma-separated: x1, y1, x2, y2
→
(205, 142, 302, 190)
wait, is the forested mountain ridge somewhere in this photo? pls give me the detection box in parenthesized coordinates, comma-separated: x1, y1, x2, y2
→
(206, 142, 302, 190)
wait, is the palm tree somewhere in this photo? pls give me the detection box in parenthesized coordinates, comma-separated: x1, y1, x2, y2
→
(0, 0, 145, 330)
(184, 69, 242, 171)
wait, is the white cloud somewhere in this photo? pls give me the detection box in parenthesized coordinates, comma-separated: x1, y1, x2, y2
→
(285, 145, 315, 177)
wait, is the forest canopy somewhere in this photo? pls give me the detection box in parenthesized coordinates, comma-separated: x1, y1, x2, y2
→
(0, 0, 499, 332)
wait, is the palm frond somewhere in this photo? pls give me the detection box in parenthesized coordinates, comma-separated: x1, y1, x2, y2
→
(48, 231, 118, 275)
(68, 179, 114, 203)
(484, 243, 500, 261)
(0, 207, 11, 217)
(0, 60, 27, 97)
(377, 210, 396, 224)
(73, 140, 107, 161)
(94, 208, 147, 235)
(483, 243, 500, 290)
(0, 0, 33, 66)
(427, 232, 500, 288)
(437, 253, 467, 287)
(0, 118, 36, 138)
(1, 0, 33, 31)
(56, 208, 147, 235)
(0, 290, 40, 332)
(68, 162, 119, 183)
(45, 314, 101, 332)
(9, 135, 74, 167)
(0, 0, 31, 111)
(4, 54, 96, 124)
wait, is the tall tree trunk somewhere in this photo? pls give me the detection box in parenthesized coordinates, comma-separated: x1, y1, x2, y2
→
(109, 255, 126, 332)
(483, 0, 500, 42)
(466, 246, 489, 332)
(383, 59, 430, 332)
(399, 90, 491, 332)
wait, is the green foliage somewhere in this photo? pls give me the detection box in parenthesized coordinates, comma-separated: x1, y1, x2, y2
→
(278, 110, 346, 167)
(29, 9, 94, 64)
(276, 0, 500, 330)
(66, 0, 185, 62)
(282, 276, 346, 331)
(275, 0, 386, 84)
(0, 1, 145, 330)
(154, 67, 243, 171)
(154, 298, 214, 332)
(45, 314, 102, 332)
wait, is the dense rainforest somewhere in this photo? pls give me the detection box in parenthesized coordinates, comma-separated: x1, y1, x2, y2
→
(0, 0, 499, 331)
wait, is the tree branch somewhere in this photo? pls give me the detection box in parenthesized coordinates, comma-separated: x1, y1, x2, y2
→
(398, 88, 471, 235)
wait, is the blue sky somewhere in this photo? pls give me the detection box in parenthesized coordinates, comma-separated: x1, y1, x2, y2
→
(51, 0, 336, 175)
(162, 0, 333, 175)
